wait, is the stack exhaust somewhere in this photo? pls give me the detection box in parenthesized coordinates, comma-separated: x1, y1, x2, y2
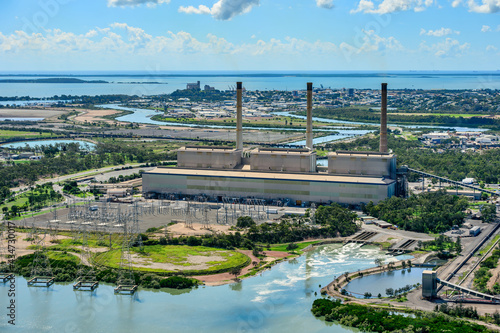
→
(236, 82, 243, 150)
(379, 83, 388, 153)
(306, 82, 313, 150)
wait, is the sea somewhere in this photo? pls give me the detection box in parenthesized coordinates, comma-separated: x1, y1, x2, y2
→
(0, 71, 499, 98)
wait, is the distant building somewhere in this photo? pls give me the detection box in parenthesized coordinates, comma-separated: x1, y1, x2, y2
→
(19, 152, 35, 159)
(422, 132, 450, 141)
(204, 85, 215, 91)
(470, 226, 481, 237)
(186, 81, 201, 90)
(462, 178, 476, 184)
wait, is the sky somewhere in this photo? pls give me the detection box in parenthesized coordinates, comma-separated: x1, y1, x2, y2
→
(0, 0, 499, 72)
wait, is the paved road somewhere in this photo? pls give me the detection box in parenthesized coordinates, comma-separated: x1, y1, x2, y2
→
(10, 163, 154, 193)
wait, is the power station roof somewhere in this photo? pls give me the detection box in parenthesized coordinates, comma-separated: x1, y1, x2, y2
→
(329, 151, 395, 158)
(178, 146, 237, 152)
(145, 167, 395, 185)
(252, 148, 315, 156)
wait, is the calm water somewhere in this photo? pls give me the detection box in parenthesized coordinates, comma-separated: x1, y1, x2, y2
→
(345, 267, 426, 298)
(0, 118, 43, 122)
(1, 140, 96, 150)
(1, 71, 500, 98)
(0, 243, 411, 333)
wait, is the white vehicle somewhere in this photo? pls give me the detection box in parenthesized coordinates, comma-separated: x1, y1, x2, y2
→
(89, 205, 98, 211)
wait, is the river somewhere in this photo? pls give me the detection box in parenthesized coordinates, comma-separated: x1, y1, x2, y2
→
(97, 104, 485, 147)
(0, 243, 412, 333)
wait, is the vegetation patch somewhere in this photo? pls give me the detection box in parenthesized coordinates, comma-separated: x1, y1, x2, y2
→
(267, 240, 320, 253)
(312, 299, 493, 333)
(95, 245, 250, 275)
(363, 189, 468, 233)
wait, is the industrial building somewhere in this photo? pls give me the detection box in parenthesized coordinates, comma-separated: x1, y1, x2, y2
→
(143, 82, 402, 206)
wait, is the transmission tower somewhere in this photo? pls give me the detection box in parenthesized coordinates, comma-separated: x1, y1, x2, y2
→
(114, 204, 138, 294)
(27, 225, 55, 287)
(0, 220, 14, 282)
(73, 219, 99, 291)
(310, 203, 317, 225)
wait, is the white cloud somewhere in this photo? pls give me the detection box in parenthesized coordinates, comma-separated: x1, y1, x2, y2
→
(316, 0, 335, 9)
(481, 25, 491, 32)
(0, 23, 344, 58)
(451, 0, 462, 7)
(178, 5, 211, 15)
(420, 27, 460, 36)
(486, 45, 498, 51)
(351, 0, 434, 14)
(179, 0, 260, 20)
(107, 0, 170, 7)
(467, 0, 500, 13)
(420, 38, 470, 57)
(339, 30, 404, 58)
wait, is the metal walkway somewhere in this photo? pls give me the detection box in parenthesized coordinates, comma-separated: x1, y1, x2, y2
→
(438, 278, 500, 302)
(407, 168, 498, 196)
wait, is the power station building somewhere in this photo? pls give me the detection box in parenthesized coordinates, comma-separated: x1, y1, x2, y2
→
(143, 82, 400, 206)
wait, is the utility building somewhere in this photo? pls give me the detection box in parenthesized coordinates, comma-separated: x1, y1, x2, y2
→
(143, 82, 401, 206)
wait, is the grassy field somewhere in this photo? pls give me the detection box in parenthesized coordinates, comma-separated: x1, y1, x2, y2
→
(267, 240, 320, 253)
(95, 245, 250, 274)
(0, 130, 57, 140)
(152, 115, 332, 128)
(47, 251, 80, 264)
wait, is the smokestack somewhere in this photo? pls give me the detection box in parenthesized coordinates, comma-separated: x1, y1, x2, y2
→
(236, 82, 243, 150)
(379, 83, 388, 153)
(306, 82, 313, 150)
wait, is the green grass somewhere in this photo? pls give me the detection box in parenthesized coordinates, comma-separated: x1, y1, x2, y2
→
(374, 241, 392, 250)
(46, 251, 80, 264)
(267, 240, 320, 253)
(95, 245, 250, 274)
(1, 196, 29, 210)
(0, 130, 57, 139)
(469, 201, 488, 208)
(479, 234, 500, 255)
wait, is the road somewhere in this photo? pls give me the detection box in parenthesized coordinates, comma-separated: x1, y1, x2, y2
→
(10, 163, 157, 193)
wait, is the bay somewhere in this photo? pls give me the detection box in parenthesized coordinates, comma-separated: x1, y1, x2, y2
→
(1, 71, 499, 98)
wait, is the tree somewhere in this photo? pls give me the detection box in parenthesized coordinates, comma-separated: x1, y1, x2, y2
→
(236, 216, 256, 228)
(386, 288, 394, 297)
(374, 258, 385, 268)
(480, 204, 497, 223)
(455, 237, 462, 254)
(314, 203, 358, 236)
(364, 292, 372, 299)
(10, 205, 19, 216)
(230, 267, 242, 281)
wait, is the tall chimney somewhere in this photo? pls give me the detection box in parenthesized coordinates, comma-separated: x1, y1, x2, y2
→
(236, 82, 243, 150)
(306, 82, 313, 150)
(379, 83, 388, 153)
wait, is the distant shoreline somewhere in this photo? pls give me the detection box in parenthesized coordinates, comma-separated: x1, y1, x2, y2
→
(0, 78, 166, 84)
(0, 71, 499, 78)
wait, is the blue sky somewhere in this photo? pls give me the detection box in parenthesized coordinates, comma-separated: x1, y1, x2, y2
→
(0, 0, 499, 71)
